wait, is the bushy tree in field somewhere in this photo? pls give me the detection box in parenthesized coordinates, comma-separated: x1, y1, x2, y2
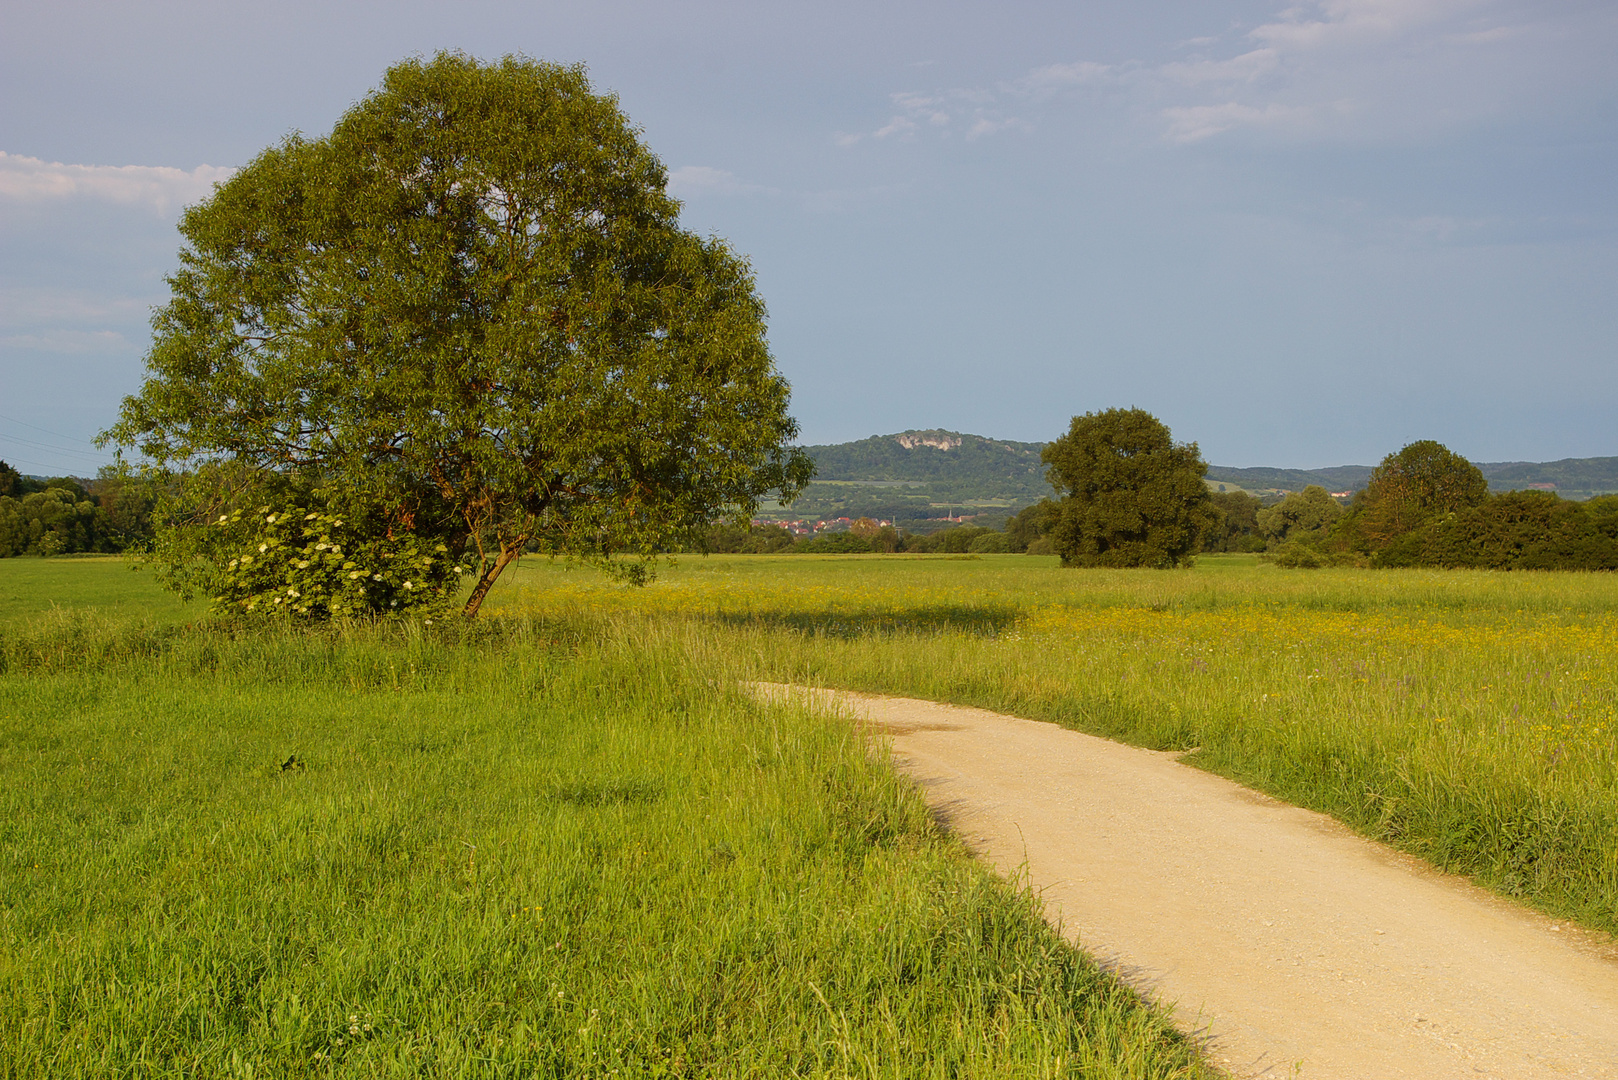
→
(1354, 440, 1487, 547)
(103, 52, 810, 618)
(1005, 500, 1055, 553)
(904, 524, 997, 554)
(1041, 408, 1212, 568)
(1257, 485, 1343, 544)
(1202, 490, 1266, 553)
(848, 517, 902, 552)
(86, 466, 157, 551)
(968, 531, 1009, 553)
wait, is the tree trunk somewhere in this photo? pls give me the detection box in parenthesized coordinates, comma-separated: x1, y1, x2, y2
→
(461, 545, 521, 618)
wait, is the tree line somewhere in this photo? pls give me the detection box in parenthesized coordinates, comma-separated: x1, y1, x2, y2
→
(1003, 422, 1618, 571)
(699, 416, 1618, 572)
(1201, 441, 1618, 570)
(18, 417, 1612, 575)
(693, 518, 1017, 556)
(0, 462, 154, 558)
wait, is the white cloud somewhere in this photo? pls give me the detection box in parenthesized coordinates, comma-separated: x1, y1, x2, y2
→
(1147, 0, 1529, 142)
(1162, 102, 1315, 143)
(892, 91, 942, 112)
(1160, 48, 1281, 86)
(1248, 0, 1480, 49)
(0, 151, 233, 215)
(967, 116, 1033, 140)
(840, 77, 1053, 145)
(842, 0, 1588, 150)
(1014, 62, 1114, 99)
(874, 115, 918, 139)
(666, 165, 773, 198)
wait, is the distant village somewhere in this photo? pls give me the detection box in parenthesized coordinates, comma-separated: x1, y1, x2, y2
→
(754, 516, 894, 538)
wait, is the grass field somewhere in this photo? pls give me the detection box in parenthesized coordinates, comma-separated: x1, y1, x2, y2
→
(489, 553, 1618, 936)
(0, 556, 201, 625)
(0, 559, 1212, 1078)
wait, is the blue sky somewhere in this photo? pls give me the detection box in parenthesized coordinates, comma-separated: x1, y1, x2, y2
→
(2, 0, 1615, 474)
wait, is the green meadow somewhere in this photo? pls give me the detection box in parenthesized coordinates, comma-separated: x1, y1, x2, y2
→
(492, 553, 1618, 935)
(0, 558, 1212, 1078)
(5, 551, 1616, 1076)
(0, 556, 200, 626)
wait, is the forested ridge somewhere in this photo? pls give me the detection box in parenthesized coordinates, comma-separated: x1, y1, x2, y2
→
(795, 431, 1618, 502)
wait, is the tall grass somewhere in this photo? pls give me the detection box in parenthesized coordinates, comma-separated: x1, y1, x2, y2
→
(491, 554, 1618, 936)
(0, 596, 1212, 1077)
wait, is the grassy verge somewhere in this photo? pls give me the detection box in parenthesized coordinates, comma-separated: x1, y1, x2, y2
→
(0, 593, 1213, 1077)
(491, 554, 1618, 936)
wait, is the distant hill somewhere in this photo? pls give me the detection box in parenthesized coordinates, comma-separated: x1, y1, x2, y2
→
(767, 431, 1618, 523)
(1204, 465, 1373, 496)
(766, 430, 1049, 525)
(1207, 458, 1618, 500)
(1475, 458, 1618, 501)
(807, 430, 1046, 489)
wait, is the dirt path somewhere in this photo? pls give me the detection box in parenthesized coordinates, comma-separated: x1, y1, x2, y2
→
(748, 683, 1618, 1079)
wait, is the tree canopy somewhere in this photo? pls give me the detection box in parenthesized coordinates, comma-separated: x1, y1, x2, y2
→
(105, 53, 810, 616)
(1041, 408, 1211, 568)
(1355, 440, 1488, 546)
(1256, 485, 1344, 543)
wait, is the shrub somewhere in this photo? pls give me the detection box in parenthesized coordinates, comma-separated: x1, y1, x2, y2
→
(905, 525, 994, 554)
(694, 523, 796, 553)
(1257, 486, 1344, 545)
(793, 531, 875, 554)
(1378, 491, 1618, 571)
(969, 532, 1010, 554)
(208, 505, 469, 618)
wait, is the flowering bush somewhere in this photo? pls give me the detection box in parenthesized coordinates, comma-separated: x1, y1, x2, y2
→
(211, 505, 469, 619)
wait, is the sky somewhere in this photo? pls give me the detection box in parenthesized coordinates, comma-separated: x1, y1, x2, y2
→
(2, 0, 1615, 474)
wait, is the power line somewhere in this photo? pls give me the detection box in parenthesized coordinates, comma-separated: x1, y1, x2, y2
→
(0, 430, 111, 464)
(0, 411, 101, 446)
(0, 453, 89, 476)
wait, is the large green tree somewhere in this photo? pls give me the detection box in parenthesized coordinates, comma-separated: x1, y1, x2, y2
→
(1041, 408, 1211, 568)
(105, 53, 810, 616)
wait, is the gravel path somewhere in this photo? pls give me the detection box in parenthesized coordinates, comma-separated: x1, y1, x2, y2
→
(748, 683, 1618, 1079)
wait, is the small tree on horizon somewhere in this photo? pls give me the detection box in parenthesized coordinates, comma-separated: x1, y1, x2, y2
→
(1256, 485, 1344, 545)
(1354, 440, 1488, 547)
(1041, 408, 1212, 568)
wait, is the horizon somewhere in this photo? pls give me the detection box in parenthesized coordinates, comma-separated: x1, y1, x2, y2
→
(16, 423, 1615, 485)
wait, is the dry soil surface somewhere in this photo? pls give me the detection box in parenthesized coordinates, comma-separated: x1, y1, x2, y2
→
(747, 683, 1618, 1079)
